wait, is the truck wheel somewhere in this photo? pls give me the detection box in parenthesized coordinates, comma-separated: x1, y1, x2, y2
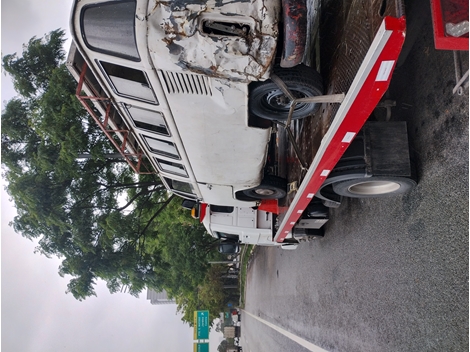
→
(332, 176, 416, 198)
(249, 65, 323, 121)
(242, 175, 287, 200)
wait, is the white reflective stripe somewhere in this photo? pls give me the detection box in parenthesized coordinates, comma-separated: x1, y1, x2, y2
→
(342, 132, 356, 143)
(376, 60, 395, 81)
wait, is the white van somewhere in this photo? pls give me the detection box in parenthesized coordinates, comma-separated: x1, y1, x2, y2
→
(67, 0, 323, 207)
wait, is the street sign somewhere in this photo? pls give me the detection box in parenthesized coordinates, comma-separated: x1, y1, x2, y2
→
(193, 343, 209, 352)
(193, 310, 209, 340)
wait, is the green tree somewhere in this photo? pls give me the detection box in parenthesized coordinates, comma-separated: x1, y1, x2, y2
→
(173, 264, 234, 325)
(2, 30, 169, 300)
(2, 29, 230, 313)
(217, 339, 228, 352)
(3, 29, 66, 98)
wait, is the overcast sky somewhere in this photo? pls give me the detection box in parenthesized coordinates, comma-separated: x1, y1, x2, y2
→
(1, 1, 223, 351)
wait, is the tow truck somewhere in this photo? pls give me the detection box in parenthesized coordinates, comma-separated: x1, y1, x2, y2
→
(66, 0, 467, 251)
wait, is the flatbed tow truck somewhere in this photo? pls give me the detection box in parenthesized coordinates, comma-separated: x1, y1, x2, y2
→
(65, 0, 467, 251)
(197, 0, 469, 250)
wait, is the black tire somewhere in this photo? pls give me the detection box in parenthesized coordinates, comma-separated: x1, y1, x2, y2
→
(332, 176, 417, 198)
(242, 175, 287, 200)
(249, 64, 323, 121)
(235, 191, 259, 202)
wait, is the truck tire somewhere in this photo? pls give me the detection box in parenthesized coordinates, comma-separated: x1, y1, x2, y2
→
(242, 175, 287, 200)
(332, 176, 417, 198)
(249, 65, 323, 121)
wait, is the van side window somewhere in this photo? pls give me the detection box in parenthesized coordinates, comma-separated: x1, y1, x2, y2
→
(143, 135, 179, 159)
(125, 106, 169, 136)
(81, 0, 140, 61)
(164, 177, 196, 198)
(100, 61, 157, 103)
(156, 158, 187, 177)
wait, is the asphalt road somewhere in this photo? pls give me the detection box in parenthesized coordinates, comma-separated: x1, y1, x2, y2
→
(242, 4, 468, 352)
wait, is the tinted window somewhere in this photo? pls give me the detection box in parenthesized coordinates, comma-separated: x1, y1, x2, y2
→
(100, 62, 157, 103)
(172, 180, 194, 194)
(156, 158, 187, 177)
(144, 136, 179, 159)
(164, 177, 197, 198)
(126, 106, 169, 135)
(82, 0, 140, 61)
(211, 205, 234, 213)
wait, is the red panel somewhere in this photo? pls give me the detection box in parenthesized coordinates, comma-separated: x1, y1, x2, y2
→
(258, 199, 280, 214)
(431, 0, 469, 50)
(199, 203, 208, 222)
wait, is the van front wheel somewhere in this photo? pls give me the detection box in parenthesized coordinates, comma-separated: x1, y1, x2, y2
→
(242, 175, 287, 200)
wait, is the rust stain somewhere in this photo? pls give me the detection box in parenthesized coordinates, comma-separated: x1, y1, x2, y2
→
(280, 0, 306, 67)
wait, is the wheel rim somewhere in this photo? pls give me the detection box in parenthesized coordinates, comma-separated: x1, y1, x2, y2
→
(347, 181, 401, 195)
(262, 89, 311, 114)
(254, 188, 276, 196)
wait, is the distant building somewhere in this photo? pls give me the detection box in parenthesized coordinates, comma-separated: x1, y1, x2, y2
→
(146, 289, 175, 305)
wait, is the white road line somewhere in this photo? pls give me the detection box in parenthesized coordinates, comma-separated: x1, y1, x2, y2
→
(242, 309, 329, 352)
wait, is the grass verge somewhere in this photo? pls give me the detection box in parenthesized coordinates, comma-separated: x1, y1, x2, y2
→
(238, 244, 254, 308)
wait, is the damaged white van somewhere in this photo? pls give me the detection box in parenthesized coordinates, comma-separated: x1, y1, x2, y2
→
(66, 0, 323, 207)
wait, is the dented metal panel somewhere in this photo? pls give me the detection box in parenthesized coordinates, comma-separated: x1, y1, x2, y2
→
(146, 0, 281, 82)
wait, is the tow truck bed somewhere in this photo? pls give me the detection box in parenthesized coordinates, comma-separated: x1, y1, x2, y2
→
(274, 0, 406, 242)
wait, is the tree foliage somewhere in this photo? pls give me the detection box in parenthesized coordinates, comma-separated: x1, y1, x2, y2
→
(217, 339, 229, 352)
(3, 29, 66, 98)
(2, 29, 230, 310)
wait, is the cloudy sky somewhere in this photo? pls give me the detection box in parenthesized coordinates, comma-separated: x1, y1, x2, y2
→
(1, 1, 222, 351)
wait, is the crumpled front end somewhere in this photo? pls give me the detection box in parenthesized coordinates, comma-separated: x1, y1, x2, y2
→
(147, 0, 281, 82)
